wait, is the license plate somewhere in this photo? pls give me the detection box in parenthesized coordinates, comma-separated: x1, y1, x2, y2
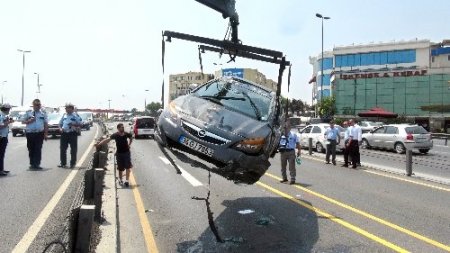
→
(179, 136, 214, 157)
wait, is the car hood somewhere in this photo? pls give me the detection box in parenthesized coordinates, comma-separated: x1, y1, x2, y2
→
(175, 95, 271, 138)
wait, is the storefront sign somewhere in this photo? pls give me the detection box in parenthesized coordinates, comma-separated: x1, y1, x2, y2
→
(339, 69, 427, 80)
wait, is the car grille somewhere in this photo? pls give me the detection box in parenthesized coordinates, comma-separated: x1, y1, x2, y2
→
(181, 121, 230, 146)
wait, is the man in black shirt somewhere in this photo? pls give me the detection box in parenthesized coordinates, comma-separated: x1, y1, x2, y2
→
(95, 123, 133, 187)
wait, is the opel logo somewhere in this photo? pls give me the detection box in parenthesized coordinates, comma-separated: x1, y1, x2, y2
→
(198, 129, 206, 138)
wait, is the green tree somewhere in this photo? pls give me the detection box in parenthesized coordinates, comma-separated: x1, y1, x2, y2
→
(146, 102, 162, 116)
(131, 108, 138, 114)
(317, 96, 336, 119)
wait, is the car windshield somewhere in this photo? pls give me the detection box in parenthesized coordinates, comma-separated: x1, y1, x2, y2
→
(78, 113, 91, 120)
(194, 78, 273, 121)
(48, 113, 63, 120)
(405, 126, 428, 134)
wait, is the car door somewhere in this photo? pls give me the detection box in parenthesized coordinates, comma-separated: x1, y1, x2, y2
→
(383, 126, 399, 149)
(311, 126, 323, 146)
(299, 126, 312, 147)
(368, 126, 386, 148)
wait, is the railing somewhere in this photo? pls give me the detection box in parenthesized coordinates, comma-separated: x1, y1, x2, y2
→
(431, 133, 450, 146)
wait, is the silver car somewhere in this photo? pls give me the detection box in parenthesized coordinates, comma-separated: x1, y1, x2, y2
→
(299, 123, 345, 153)
(361, 124, 433, 154)
(155, 76, 281, 184)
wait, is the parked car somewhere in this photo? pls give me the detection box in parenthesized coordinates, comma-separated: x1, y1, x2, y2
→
(47, 113, 64, 138)
(298, 123, 345, 153)
(9, 107, 29, 137)
(361, 124, 433, 154)
(133, 116, 155, 138)
(155, 76, 282, 184)
(78, 112, 93, 130)
(360, 121, 384, 133)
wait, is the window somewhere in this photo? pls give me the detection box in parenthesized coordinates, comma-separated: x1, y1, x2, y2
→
(432, 56, 435, 63)
(385, 126, 398, 134)
(373, 127, 385, 134)
(302, 126, 312, 134)
(448, 55, 450, 61)
(312, 126, 322, 133)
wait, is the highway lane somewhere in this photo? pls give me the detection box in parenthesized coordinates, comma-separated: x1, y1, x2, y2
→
(120, 132, 450, 253)
(0, 126, 98, 253)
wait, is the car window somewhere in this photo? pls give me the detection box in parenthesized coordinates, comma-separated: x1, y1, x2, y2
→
(301, 126, 312, 134)
(48, 113, 63, 121)
(373, 127, 385, 134)
(361, 122, 368, 127)
(136, 118, 155, 128)
(194, 79, 272, 121)
(405, 126, 428, 134)
(311, 126, 321, 134)
(385, 126, 398, 134)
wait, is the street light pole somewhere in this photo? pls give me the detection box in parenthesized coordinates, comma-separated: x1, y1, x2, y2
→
(33, 72, 43, 96)
(316, 13, 330, 106)
(107, 99, 111, 119)
(18, 49, 31, 106)
(144, 89, 149, 113)
(1, 81, 6, 104)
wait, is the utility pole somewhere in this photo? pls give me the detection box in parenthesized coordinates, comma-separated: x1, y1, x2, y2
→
(1, 81, 6, 104)
(315, 13, 330, 111)
(107, 99, 111, 119)
(18, 49, 31, 106)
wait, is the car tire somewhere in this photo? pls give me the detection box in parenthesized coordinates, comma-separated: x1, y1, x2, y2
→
(13, 132, 17, 137)
(419, 149, 429, 154)
(394, 143, 406, 154)
(361, 139, 371, 149)
(316, 143, 325, 153)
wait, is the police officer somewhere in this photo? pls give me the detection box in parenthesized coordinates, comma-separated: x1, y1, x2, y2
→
(278, 120, 301, 185)
(22, 99, 48, 170)
(58, 103, 82, 168)
(324, 120, 340, 165)
(341, 121, 351, 167)
(0, 103, 13, 176)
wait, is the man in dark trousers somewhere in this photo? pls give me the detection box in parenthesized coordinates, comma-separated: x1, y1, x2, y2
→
(22, 99, 48, 169)
(58, 103, 82, 168)
(0, 103, 13, 176)
(278, 120, 301, 185)
(341, 121, 351, 167)
(324, 120, 340, 165)
(95, 123, 133, 187)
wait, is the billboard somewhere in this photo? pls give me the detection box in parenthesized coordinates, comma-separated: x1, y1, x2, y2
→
(222, 68, 244, 78)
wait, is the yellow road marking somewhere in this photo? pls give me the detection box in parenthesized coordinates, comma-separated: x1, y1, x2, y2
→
(256, 181, 409, 253)
(265, 173, 450, 252)
(129, 172, 159, 253)
(363, 170, 450, 192)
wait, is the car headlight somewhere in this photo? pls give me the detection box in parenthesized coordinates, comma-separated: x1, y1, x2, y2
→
(168, 101, 181, 121)
(234, 137, 265, 154)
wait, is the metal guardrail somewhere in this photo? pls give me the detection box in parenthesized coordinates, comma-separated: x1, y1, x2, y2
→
(431, 133, 450, 146)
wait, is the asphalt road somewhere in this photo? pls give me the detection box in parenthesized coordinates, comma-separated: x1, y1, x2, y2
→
(116, 124, 450, 253)
(0, 125, 99, 253)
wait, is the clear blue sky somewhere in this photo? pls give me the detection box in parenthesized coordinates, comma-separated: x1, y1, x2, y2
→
(0, 0, 449, 110)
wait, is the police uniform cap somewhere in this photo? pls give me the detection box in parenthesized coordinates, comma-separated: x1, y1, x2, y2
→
(1, 103, 12, 109)
(65, 103, 75, 108)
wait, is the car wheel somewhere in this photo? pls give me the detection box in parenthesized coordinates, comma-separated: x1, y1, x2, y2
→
(361, 139, 371, 149)
(419, 149, 429, 154)
(13, 132, 17, 137)
(316, 143, 325, 153)
(394, 143, 406, 154)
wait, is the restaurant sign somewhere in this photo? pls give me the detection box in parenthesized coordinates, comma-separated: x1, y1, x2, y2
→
(339, 69, 427, 80)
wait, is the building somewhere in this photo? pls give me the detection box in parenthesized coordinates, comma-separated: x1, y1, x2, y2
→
(214, 68, 278, 91)
(309, 39, 450, 132)
(169, 72, 214, 102)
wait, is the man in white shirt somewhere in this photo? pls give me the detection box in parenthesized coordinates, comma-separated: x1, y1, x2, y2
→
(353, 119, 362, 166)
(347, 119, 361, 169)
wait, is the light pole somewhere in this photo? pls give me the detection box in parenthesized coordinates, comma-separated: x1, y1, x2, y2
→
(1, 81, 6, 104)
(107, 99, 111, 119)
(18, 49, 31, 106)
(33, 72, 43, 96)
(316, 13, 330, 104)
(144, 89, 149, 114)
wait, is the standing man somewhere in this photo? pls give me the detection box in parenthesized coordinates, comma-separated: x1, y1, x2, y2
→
(22, 99, 48, 170)
(278, 120, 301, 185)
(58, 103, 82, 168)
(95, 123, 133, 187)
(341, 121, 352, 167)
(353, 119, 362, 166)
(0, 103, 13, 176)
(324, 120, 340, 165)
(347, 119, 361, 169)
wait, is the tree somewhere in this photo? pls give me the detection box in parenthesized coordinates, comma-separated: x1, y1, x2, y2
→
(317, 96, 336, 119)
(146, 102, 162, 116)
(131, 108, 138, 114)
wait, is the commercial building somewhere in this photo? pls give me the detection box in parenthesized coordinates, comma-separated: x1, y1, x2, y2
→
(310, 39, 450, 132)
(169, 68, 278, 102)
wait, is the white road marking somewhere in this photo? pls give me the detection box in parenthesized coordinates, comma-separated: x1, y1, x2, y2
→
(159, 156, 171, 165)
(178, 166, 203, 187)
(12, 127, 99, 253)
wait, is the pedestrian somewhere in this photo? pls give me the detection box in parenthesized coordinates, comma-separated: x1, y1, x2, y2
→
(341, 121, 351, 167)
(353, 119, 362, 166)
(95, 123, 133, 187)
(347, 119, 361, 169)
(58, 103, 82, 168)
(0, 103, 13, 176)
(278, 120, 301, 185)
(22, 99, 48, 170)
(324, 120, 340, 165)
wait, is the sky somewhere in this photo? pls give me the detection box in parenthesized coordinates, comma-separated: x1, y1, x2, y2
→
(0, 0, 449, 111)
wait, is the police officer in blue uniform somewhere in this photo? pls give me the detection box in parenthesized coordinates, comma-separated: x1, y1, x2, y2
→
(278, 120, 301, 185)
(22, 99, 48, 169)
(0, 103, 13, 176)
(58, 103, 82, 168)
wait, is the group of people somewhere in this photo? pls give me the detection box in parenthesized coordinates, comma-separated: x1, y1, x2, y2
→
(277, 118, 363, 184)
(0, 99, 86, 176)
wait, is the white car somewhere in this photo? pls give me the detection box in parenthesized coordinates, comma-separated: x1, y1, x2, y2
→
(299, 123, 345, 153)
